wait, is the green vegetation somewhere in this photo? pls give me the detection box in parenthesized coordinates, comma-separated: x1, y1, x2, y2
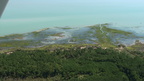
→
(103, 26, 132, 35)
(0, 47, 144, 81)
(0, 24, 142, 50)
(88, 25, 114, 47)
(0, 34, 24, 40)
(33, 28, 49, 33)
(54, 26, 73, 30)
(31, 31, 41, 37)
(127, 40, 144, 51)
(0, 40, 34, 47)
(61, 27, 73, 30)
(31, 28, 49, 37)
(88, 24, 134, 48)
(0, 24, 144, 81)
(49, 32, 64, 37)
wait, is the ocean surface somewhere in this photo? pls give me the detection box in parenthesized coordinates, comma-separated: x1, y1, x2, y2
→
(0, 0, 144, 36)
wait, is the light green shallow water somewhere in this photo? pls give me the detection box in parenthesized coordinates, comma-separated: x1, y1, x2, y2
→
(0, 0, 144, 36)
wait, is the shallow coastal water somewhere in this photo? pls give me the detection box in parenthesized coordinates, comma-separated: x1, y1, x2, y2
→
(0, 0, 144, 36)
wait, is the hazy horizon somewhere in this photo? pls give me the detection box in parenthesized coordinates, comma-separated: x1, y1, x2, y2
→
(0, 0, 144, 36)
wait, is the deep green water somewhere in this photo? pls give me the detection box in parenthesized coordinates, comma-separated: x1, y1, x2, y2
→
(0, 0, 144, 36)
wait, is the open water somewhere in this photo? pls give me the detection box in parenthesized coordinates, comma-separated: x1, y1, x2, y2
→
(0, 0, 144, 36)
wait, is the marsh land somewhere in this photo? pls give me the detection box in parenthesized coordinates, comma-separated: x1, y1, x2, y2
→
(0, 24, 144, 81)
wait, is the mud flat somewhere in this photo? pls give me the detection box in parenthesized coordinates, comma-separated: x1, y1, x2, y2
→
(0, 23, 144, 51)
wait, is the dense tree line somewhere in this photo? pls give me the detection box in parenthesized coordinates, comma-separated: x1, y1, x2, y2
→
(0, 47, 144, 81)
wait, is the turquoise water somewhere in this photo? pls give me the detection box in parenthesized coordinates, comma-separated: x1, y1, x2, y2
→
(0, 0, 144, 36)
